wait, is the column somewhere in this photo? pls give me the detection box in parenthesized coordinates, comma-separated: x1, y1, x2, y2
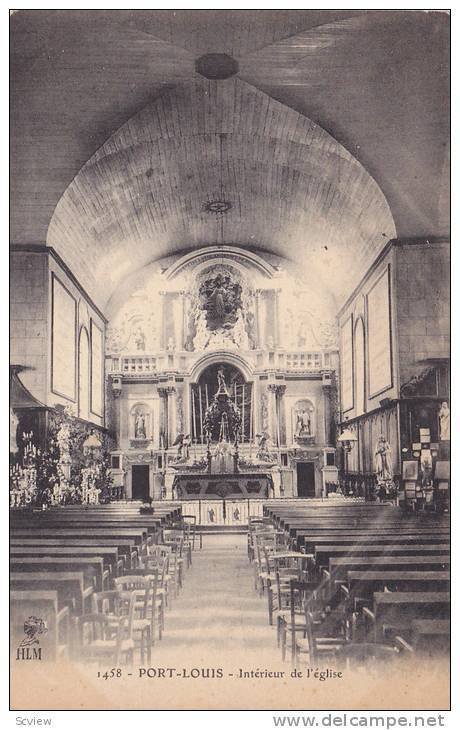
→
(157, 387, 168, 448)
(275, 289, 281, 347)
(180, 291, 187, 351)
(267, 384, 278, 444)
(255, 289, 262, 349)
(158, 292, 166, 350)
(258, 290, 266, 348)
(322, 383, 330, 445)
(276, 385, 286, 446)
(167, 386, 177, 446)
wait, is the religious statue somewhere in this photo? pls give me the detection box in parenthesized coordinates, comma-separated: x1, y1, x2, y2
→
(10, 408, 19, 455)
(167, 337, 176, 351)
(374, 436, 393, 483)
(256, 432, 271, 461)
(173, 433, 191, 461)
(134, 326, 146, 351)
(210, 279, 226, 319)
(216, 367, 229, 396)
(199, 272, 242, 331)
(295, 409, 311, 438)
(106, 326, 123, 353)
(260, 393, 269, 432)
(266, 335, 275, 349)
(439, 401, 450, 441)
(134, 412, 146, 439)
(56, 421, 71, 460)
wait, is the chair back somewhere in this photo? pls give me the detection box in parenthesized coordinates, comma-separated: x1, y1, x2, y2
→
(114, 575, 151, 621)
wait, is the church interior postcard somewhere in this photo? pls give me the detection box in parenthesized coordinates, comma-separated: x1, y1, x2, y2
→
(9, 8, 451, 713)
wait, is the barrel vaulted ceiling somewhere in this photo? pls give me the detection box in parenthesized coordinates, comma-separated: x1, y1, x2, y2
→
(10, 10, 449, 310)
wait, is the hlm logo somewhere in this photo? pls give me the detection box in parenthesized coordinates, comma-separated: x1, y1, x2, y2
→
(16, 616, 47, 661)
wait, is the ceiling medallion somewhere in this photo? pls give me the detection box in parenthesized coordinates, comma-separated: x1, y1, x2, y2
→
(195, 53, 239, 80)
(203, 200, 232, 215)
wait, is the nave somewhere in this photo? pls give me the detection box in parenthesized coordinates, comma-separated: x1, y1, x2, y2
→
(10, 498, 450, 709)
(150, 533, 280, 665)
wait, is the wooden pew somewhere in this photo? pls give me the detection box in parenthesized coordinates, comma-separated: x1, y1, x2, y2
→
(10, 545, 124, 577)
(363, 591, 450, 641)
(10, 571, 94, 615)
(409, 619, 450, 655)
(343, 570, 450, 600)
(10, 537, 138, 569)
(294, 530, 449, 552)
(10, 556, 109, 591)
(10, 590, 70, 661)
(314, 543, 450, 566)
(10, 527, 151, 548)
(326, 555, 450, 584)
(10, 528, 150, 558)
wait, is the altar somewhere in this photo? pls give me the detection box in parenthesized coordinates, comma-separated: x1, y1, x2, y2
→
(167, 367, 277, 501)
(173, 472, 274, 500)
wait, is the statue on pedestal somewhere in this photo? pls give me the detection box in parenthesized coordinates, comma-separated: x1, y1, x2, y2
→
(134, 412, 146, 439)
(374, 436, 393, 483)
(173, 433, 191, 461)
(216, 367, 228, 395)
(439, 401, 450, 441)
(256, 432, 271, 462)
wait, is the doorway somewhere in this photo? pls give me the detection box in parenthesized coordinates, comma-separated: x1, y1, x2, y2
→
(296, 462, 316, 498)
(132, 465, 150, 501)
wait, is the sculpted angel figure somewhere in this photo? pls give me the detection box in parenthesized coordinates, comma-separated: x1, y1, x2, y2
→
(172, 433, 191, 461)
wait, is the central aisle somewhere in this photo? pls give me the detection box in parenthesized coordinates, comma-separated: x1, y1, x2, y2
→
(153, 533, 280, 665)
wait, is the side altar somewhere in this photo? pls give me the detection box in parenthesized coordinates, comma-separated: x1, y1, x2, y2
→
(166, 368, 278, 500)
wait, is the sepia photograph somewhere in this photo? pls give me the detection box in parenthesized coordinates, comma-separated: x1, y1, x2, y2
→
(9, 8, 450, 713)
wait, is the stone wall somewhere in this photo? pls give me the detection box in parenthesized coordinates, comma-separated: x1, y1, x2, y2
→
(11, 248, 106, 426)
(10, 251, 48, 403)
(395, 241, 450, 388)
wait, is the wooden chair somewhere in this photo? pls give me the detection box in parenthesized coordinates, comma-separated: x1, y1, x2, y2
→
(266, 551, 307, 626)
(120, 567, 165, 641)
(182, 515, 202, 551)
(143, 545, 171, 610)
(253, 533, 275, 595)
(163, 530, 186, 588)
(247, 517, 270, 561)
(294, 584, 348, 665)
(77, 591, 135, 665)
(278, 580, 312, 664)
(113, 575, 155, 662)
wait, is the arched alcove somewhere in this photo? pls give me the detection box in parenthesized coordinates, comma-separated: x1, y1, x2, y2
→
(292, 398, 315, 441)
(354, 317, 366, 416)
(130, 402, 152, 442)
(191, 362, 253, 443)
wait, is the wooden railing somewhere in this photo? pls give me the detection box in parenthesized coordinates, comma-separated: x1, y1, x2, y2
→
(339, 472, 402, 501)
(108, 484, 125, 500)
